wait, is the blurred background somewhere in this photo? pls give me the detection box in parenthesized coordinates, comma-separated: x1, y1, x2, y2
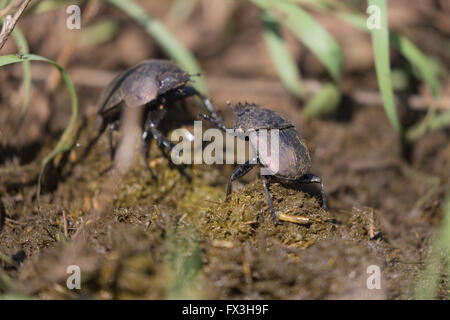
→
(0, 0, 449, 300)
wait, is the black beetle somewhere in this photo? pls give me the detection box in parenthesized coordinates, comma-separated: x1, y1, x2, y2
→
(200, 102, 327, 224)
(97, 59, 219, 171)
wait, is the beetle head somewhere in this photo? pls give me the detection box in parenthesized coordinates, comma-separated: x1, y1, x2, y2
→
(157, 70, 189, 94)
(233, 102, 256, 136)
(233, 102, 247, 116)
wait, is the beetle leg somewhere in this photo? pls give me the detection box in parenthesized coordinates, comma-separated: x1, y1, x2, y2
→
(141, 129, 157, 180)
(143, 106, 172, 157)
(141, 110, 166, 179)
(226, 159, 257, 199)
(299, 174, 328, 210)
(148, 123, 191, 181)
(199, 113, 230, 132)
(193, 90, 221, 120)
(182, 86, 222, 120)
(149, 126, 175, 153)
(260, 175, 279, 224)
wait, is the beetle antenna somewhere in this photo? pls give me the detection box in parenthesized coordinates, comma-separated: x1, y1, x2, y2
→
(187, 73, 202, 85)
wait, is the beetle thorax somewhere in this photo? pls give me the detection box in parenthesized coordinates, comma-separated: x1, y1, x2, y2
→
(121, 74, 159, 108)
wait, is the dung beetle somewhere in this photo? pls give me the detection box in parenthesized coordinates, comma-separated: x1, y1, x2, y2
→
(97, 59, 219, 171)
(200, 102, 327, 224)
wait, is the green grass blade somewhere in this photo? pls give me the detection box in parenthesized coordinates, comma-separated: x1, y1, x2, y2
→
(414, 238, 441, 299)
(406, 110, 450, 142)
(334, 11, 367, 30)
(305, 82, 341, 118)
(10, 27, 31, 133)
(261, 9, 304, 99)
(327, 4, 445, 140)
(414, 190, 450, 299)
(0, 251, 18, 268)
(34, 0, 71, 14)
(167, 0, 199, 28)
(368, 0, 401, 134)
(442, 192, 450, 300)
(332, 9, 442, 99)
(389, 34, 441, 97)
(108, 0, 208, 95)
(78, 19, 120, 47)
(164, 230, 202, 300)
(0, 268, 12, 292)
(0, 54, 78, 208)
(0, 0, 12, 9)
(253, 0, 343, 81)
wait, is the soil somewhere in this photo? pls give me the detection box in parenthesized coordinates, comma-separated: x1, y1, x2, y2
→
(1, 100, 448, 299)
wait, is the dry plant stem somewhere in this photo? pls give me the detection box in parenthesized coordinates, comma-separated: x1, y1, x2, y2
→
(0, 0, 31, 51)
(62, 210, 68, 238)
(0, 0, 17, 18)
(46, 0, 101, 91)
(278, 213, 316, 225)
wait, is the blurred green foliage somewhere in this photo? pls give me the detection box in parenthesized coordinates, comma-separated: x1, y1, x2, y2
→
(415, 191, 450, 299)
(108, 0, 208, 95)
(0, 54, 78, 208)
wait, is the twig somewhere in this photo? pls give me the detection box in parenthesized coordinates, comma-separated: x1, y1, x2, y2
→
(0, 0, 31, 51)
(5, 217, 26, 225)
(0, 0, 17, 18)
(278, 212, 325, 225)
(62, 209, 68, 238)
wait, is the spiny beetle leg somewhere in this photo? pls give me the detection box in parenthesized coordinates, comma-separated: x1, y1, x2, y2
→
(299, 173, 328, 210)
(182, 86, 222, 121)
(226, 159, 257, 200)
(141, 129, 157, 180)
(141, 110, 165, 180)
(149, 124, 191, 182)
(199, 113, 230, 132)
(260, 175, 279, 225)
